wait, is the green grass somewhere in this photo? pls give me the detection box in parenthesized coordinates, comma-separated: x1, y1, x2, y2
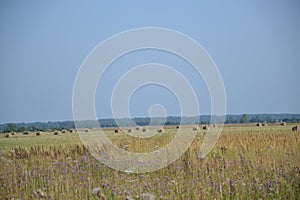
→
(0, 124, 299, 199)
(0, 131, 82, 151)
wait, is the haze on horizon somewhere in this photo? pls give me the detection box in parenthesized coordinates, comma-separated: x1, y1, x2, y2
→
(1, 1, 300, 124)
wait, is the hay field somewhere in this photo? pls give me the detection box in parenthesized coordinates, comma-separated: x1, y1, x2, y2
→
(0, 125, 299, 199)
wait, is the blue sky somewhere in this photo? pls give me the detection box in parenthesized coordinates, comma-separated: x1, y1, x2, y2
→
(0, 0, 300, 123)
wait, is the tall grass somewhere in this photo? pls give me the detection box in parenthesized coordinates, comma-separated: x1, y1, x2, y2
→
(0, 126, 299, 199)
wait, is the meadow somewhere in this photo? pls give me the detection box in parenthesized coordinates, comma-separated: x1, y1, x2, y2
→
(0, 124, 299, 199)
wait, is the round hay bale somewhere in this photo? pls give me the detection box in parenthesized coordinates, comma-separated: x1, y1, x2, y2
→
(36, 132, 41, 136)
(202, 126, 209, 130)
(193, 126, 198, 131)
(292, 125, 299, 132)
(53, 131, 59, 135)
(262, 123, 268, 126)
(256, 123, 262, 127)
(11, 132, 15, 135)
(142, 128, 147, 132)
(280, 122, 286, 126)
(5, 134, 9, 138)
(61, 130, 67, 133)
(176, 126, 179, 129)
(157, 128, 164, 133)
(85, 128, 89, 132)
(114, 129, 119, 133)
(69, 129, 73, 133)
(127, 129, 132, 133)
(136, 127, 140, 130)
(23, 131, 29, 135)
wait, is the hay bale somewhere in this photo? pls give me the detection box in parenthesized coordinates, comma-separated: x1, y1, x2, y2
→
(262, 123, 268, 126)
(127, 129, 132, 133)
(136, 127, 140, 130)
(69, 129, 73, 133)
(192, 126, 198, 131)
(61, 129, 67, 133)
(202, 126, 209, 130)
(212, 124, 218, 128)
(142, 128, 146, 132)
(280, 122, 286, 126)
(176, 126, 179, 129)
(157, 128, 164, 133)
(114, 129, 119, 133)
(53, 131, 59, 135)
(36, 132, 41, 136)
(11, 132, 15, 135)
(23, 131, 29, 135)
(292, 125, 299, 132)
(5, 134, 9, 138)
(256, 123, 262, 127)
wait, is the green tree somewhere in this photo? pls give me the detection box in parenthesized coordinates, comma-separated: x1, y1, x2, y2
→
(225, 116, 234, 124)
(17, 126, 27, 132)
(5, 123, 17, 132)
(240, 114, 248, 124)
(30, 125, 39, 131)
(266, 116, 272, 123)
(250, 115, 260, 123)
(254, 115, 260, 123)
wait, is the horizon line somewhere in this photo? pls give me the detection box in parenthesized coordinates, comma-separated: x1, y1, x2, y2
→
(1, 112, 300, 125)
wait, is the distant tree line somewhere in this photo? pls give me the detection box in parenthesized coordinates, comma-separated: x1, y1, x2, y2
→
(224, 114, 300, 124)
(1, 114, 300, 133)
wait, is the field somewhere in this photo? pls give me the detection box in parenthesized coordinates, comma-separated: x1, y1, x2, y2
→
(0, 124, 300, 199)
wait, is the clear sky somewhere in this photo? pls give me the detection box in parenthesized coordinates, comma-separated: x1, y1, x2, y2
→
(0, 0, 300, 123)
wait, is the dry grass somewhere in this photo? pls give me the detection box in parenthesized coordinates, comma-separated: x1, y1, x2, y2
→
(0, 125, 299, 199)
